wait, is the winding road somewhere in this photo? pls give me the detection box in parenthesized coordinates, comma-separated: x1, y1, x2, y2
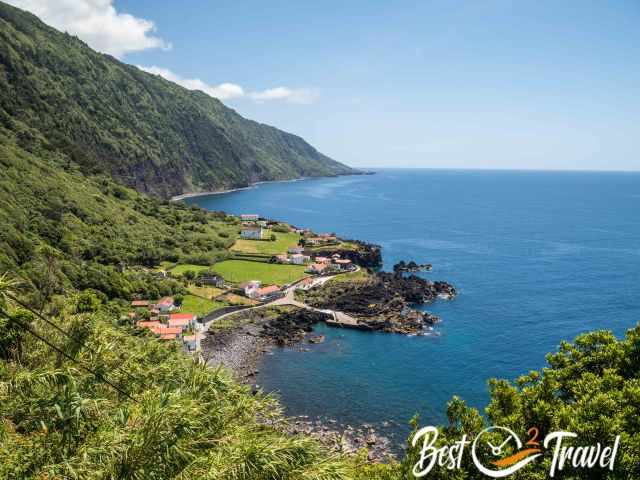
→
(195, 268, 360, 350)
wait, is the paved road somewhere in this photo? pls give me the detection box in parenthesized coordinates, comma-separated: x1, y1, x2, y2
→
(195, 268, 359, 350)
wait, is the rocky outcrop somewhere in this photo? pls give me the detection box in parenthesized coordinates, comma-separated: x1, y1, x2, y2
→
(304, 270, 456, 334)
(260, 309, 330, 346)
(393, 260, 432, 273)
(311, 240, 382, 269)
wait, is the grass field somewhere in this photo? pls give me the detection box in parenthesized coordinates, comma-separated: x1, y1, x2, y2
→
(187, 285, 225, 299)
(169, 264, 212, 276)
(231, 230, 301, 255)
(329, 268, 370, 283)
(180, 294, 226, 316)
(211, 260, 308, 286)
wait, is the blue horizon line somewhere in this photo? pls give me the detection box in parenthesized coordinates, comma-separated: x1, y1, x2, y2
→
(352, 166, 640, 174)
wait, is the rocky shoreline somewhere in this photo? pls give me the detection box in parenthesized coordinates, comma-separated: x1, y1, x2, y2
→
(303, 270, 456, 334)
(200, 256, 456, 462)
(201, 306, 397, 461)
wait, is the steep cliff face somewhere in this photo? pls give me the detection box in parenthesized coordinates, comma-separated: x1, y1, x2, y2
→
(0, 2, 355, 199)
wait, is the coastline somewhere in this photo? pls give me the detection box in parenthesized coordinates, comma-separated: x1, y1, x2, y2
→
(170, 171, 375, 202)
(201, 306, 397, 461)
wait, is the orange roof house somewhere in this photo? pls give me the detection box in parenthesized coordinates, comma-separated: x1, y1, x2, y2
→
(308, 263, 328, 273)
(168, 313, 196, 329)
(255, 285, 280, 297)
(137, 320, 163, 330)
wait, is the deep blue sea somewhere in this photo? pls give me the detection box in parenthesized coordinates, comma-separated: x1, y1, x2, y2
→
(185, 169, 640, 446)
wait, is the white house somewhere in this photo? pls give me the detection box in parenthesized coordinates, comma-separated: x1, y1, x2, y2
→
(290, 253, 308, 265)
(240, 214, 259, 221)
(241, 225, 263, 239)
(241, 280, 262, 297)
(155, 297, 175, 313)
(288, 246, 304, 254)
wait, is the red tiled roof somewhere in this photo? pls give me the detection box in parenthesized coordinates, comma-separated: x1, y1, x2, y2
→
(156, 297, 174, 306)
(256, 285, 280, 296)
(310, 263, 328, 271)
(168, 318, 192, 327)
(169, 313, 196, 321)
(159, 333, 179, 340)
(131, 300, 149, 307)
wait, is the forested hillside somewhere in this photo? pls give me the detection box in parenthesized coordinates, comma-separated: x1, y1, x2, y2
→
(0, 2, 354, 199)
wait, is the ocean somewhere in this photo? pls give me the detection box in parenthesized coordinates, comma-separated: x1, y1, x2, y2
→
(185, 169, 640, 446)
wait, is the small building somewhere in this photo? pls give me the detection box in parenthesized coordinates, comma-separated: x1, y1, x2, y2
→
(334, 259, 352, 269)
(296, 277, 317, 291)
(275, 254, 289, 264)
(240, 280, 262, 297)
(168, 313, 197, 331)
(131, 300, 150, 308)
(288, 246, 304, 254)
(183, 335, 197, 352)
(314, 256, 331, 264)
(307, 263, 328, 274)
(156, 326, 183, 340)
(240, 225, 263, 240)
(155, 297, 175, 313)
(290, 253, 308, 265)
(240, 214, 259, 221)
(199, 275, 224, 287)
(137, 320, 163, 330)
(253, 285, 280, 300)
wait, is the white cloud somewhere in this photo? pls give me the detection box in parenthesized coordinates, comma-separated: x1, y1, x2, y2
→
(138, 66, 318, 104)
(138, 66, 244, 100)
(5, 0, 170, 58)
(249, 87, 319, 105)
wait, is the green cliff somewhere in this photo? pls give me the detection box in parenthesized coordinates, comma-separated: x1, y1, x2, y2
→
(0, 2, 354, 199)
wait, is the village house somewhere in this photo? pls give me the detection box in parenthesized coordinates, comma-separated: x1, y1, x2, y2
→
(183, 334, 197, 352)
(168, 313, 197, 331)
(307, 263, 328, 274)
(253, 285, 280, 300)
(290, 253, 309, 265)
(240, 214, 259, 221)
(131, 299, 150, 308)
(334, 258, 353, 270)
(240, 225, 263, 240)
(137, 320, 163, 331)
(198, 274, 224, 288)
(155, 297, 175, 313)
(296, 277, 317, 291)
(275, 254, 289, 264)
(240, 280, 261, 297)
(157, 327, 183, 340)
(288, 246, 304, 254)
(314, 256, 331, 264)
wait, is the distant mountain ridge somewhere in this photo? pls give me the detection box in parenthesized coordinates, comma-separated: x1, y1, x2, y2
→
(0, 1, 355, 198)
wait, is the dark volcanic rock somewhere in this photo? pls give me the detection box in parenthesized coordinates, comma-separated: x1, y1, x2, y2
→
(311, 240, 382, 269)
(260, 309, 330, 346)
(304, 269, 456, 334)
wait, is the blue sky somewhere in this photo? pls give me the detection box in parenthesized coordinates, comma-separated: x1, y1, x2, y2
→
(11, 0, 640, 170)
